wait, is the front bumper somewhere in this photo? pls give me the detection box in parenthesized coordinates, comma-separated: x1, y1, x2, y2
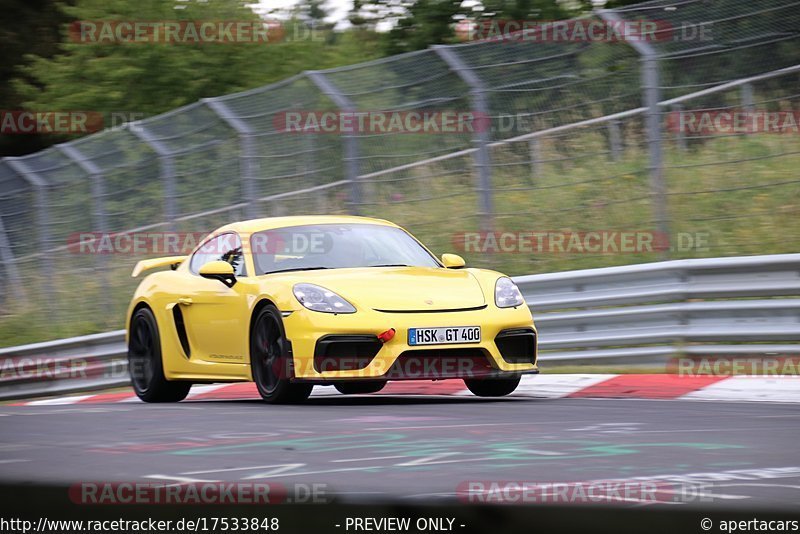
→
(283, 305, 538, 381)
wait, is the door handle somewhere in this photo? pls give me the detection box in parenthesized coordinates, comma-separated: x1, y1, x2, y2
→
(177, 297, 193, 306)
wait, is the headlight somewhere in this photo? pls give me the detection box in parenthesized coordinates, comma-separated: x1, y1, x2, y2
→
(293, 283, 356, 314)
(495, 277, 524, 308)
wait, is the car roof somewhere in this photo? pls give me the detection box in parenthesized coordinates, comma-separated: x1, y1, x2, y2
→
(214, 215, 399, 235)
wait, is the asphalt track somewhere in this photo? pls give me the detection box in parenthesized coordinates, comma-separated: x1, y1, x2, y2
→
(1, 394, 799, 509)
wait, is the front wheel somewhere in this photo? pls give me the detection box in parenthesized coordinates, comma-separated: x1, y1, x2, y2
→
(128, 307, 192, 402)
(251, 304, 313, 404)
(464, 375, 521, 397)
(334, 381, 387, 395)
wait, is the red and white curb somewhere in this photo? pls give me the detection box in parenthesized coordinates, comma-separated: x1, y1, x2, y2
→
(12, 374, 800, 405)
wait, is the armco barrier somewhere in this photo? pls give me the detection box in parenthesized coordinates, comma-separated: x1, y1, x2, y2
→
(1, 253, 798, 400)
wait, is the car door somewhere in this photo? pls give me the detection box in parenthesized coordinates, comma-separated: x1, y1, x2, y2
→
(178, 233, 250, 364)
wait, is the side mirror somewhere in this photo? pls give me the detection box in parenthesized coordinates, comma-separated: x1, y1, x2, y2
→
(441, 253, 466, 269)
(199, 260, 236, 288)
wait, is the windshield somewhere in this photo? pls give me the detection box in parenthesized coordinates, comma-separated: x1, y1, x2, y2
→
(250, 223, 440, 275)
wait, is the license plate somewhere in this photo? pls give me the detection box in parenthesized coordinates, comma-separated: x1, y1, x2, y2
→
(408, 326, 481, 346)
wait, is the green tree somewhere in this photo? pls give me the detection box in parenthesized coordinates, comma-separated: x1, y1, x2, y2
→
(0, 0, 73, 156)
(478, 0, 569, 20)
(300, 0, 330, 24)
(350, 0, 574, 54)
(13, 0, 382, 145)
(383, 0, 464, 55)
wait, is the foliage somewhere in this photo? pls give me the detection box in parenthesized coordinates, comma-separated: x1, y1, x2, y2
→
(0, 0, 73, 156)
(7, 0, 383, 156)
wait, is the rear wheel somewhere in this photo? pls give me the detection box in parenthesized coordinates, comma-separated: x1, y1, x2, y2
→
(128, 307, 192, 402)
(251, 305, 313, 404)
(464, 375, 520, 397)
(334, 381, 387, 395)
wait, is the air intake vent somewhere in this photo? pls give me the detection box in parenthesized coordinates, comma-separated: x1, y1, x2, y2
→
(172, 305, 191, 358)
(313, 335, 382, 373)
(495, 328, 537, 365)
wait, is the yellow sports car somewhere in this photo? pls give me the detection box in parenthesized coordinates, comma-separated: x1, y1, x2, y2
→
(126, 216, 538, 403)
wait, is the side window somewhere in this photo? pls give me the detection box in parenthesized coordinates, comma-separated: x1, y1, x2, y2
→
(189, 233, 247, 277)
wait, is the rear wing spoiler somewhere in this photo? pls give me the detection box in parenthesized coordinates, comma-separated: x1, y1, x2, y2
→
(132, 256, 187, 277)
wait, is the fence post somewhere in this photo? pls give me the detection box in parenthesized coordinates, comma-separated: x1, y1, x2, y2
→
(671, 104, 687, 151)
(0, 214, 24, 301)
(130, 124, 178, 230)
(5, 157, 54, 304)
(306, 71, 362, 215)
(528, 137, 541, 184)
(607, 119, 622, 161)
(203, 98, 260, 219)
(58, 143, 112, 315)
(433, 45, 495, 234)
(0, 162, 25, 303)
(741, 83, 755, 137)
(741, 82, 754, 112)
(598, 9, 669, 257)
(302, 134, 327, 212)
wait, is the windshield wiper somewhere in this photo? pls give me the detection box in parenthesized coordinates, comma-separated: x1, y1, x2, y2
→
(368, 263, 410, 267)
(264, 266, 330, 274)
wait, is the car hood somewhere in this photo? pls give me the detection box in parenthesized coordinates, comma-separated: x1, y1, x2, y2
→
(268, 266, 487, 311)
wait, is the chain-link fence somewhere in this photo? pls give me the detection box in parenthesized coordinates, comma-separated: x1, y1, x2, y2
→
(1, 0, 799, 345)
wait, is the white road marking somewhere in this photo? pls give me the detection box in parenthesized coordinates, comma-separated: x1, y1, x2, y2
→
(185, 384, 231, 398)
(579, 428, 756, 434)
(241, 464, 316, 479)
(143, 474, 219, 483)
(183, 463, 305, 476)
(241, 465, 390, 478)
(714, 482, 800, 491)
(395, 453, 462, 466)
(568, 422, 642, 432)
(27, 395, 94, 405)
(324, 491, 386, 495)
(365, 422, 516, 431)
(681, 376, 800, 403)
(653, 486, 750, 500)
(332, 455, 408, 463)
(494, 448, 565, 456)
(512, 374, 619, 398)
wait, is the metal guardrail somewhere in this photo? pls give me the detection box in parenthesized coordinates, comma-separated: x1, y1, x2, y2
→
(1, 253, 799, 400)
(0, 331, 128, 400)
(518, 253, 800, 364)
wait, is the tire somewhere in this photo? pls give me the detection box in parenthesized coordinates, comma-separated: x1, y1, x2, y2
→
(464, 375, 521, 397)
(250, 304, 313, 404)
(128, 307, 192, 402)
(334, 381, 387, 395)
